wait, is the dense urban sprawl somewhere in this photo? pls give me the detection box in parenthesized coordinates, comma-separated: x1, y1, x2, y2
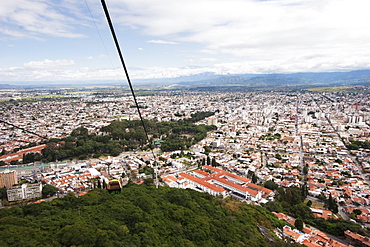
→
(1, 86, 370, 246)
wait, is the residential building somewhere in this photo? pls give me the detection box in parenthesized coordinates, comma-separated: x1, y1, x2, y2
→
(7, 183, 42, 201)
(0, 170, 17, 188)
(345, 230, 370, 247)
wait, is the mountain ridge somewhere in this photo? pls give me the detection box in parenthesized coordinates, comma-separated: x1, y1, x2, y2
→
(2, 69, 370, 88)
(177, 70, 370, 87)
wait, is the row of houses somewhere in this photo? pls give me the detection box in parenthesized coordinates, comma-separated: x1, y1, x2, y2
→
(344, 230, 370, 247)
(42, 167, 101, 193)
(274, 212, 350, 247)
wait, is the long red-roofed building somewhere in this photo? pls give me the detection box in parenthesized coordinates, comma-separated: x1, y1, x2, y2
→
(0, 144, 46, 163)
(207, 175, 261, 200)
(178, 172, 226, 197)
(162, 165, 274, 202)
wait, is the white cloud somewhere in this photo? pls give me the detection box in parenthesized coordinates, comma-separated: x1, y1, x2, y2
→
(147, 40, 178, 45)
(1, 0, 370, 82)
(2, 57, 370, 82)
(200, 58, 218, 62)
(110, 0, 370, 73)
(0, 65, 122, 82)
(0, 0, 89, 39)
(24, 59, 75, 69)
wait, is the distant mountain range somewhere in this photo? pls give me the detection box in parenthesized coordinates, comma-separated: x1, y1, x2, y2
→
(173, 70, 370, 88)
(2, 70, 370, 89)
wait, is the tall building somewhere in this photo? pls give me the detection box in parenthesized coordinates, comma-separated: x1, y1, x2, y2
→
(348, 115, 364, 124)
(208, 116, 218, 126)
(0, 170, 17, 188)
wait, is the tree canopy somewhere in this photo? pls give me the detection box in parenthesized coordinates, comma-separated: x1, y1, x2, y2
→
(42, 184, 58, 198)
(0, 185, 292, 247)
(37, 111, 217, 162)
(346, 139, 370, 150)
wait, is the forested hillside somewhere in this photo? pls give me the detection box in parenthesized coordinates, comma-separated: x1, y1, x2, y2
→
(0, 185, 294, 247)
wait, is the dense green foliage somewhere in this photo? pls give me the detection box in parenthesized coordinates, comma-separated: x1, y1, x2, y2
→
(37, 111, 216, 162)
(101, 115, 217, 152)
(294, 219, 304, 231)
(346, 139, 370, 150)
(306, 217, 367, 237)
(327, 194, 339, 214)
(41, 126, 125, 162)
(264, 186, 312, 220)
(0, 187, 7, 200)
(0, 185, 293, 247)
(42, 184, 58, 198)
(259, 133, 281, 141)
(186, 111, 216, 123)
(263, 180, 279, 191)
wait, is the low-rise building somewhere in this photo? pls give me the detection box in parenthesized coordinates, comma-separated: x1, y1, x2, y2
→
(345, 230, 370, 247)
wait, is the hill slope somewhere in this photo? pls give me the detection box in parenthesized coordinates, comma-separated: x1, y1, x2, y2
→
(0, 185, 293, 247)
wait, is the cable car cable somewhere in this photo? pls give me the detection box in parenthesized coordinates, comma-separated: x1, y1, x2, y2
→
(101, 0, 158, 187)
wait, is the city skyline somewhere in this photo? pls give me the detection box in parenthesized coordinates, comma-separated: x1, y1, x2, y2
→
(1, 0, 370, 83)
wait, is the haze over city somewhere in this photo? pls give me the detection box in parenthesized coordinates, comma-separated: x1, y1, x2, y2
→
(1, 0, 370, 83)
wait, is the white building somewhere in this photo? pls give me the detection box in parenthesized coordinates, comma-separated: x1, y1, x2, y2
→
(7, 183, 42, 201)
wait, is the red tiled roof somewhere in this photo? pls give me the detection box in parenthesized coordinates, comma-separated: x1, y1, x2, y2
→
(78, 191, 87, 197)
(302, 227, 312, 234)
(272, 212, 290, 221)
(178, 172, 226, 193)
(202, 165, 224, 173)
(247, 182, 273, 194)
(301, 240, 322, 247)
(209, 176, 258, 196)
(313, 230, 330, 243)
(284, 228, 302, 241)
(191, 169, 210, 177)
(224, 172, 251, 184)
(0, 144, 46, 162)
(162, 175, 178, 183)
(345, 230, 370, 246)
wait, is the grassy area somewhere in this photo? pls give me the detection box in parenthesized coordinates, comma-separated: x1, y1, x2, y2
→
(306, 86, 349, 92)
(305, 199, 325, 208)
(29, 94, 71, 99)
(67, 91, 99, 94)
(135, 90, 162, 96)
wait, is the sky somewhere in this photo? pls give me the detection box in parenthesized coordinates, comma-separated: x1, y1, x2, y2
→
(1, 0, 370, 83)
